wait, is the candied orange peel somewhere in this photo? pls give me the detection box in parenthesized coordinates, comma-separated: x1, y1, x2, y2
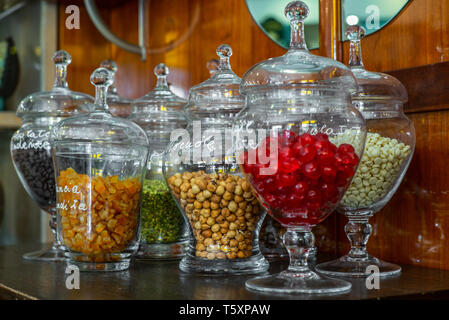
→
(57, 168, 141, 262)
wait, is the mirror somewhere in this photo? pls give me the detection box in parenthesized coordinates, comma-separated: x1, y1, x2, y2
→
(245, 0, 319, 50)
(341, 0, 410, 40)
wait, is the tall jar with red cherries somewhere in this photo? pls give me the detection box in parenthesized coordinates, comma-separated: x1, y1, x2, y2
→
(234, 1, 367, 294)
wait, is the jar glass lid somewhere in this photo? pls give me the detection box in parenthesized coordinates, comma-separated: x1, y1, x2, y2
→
(130, 63, 186, 122)
(240, 1, 357, 94)
(345, 25, 408, 103)
(51, 68, 148, 147)
(185, 44, 245, 120)
(17, 50, 93, 118)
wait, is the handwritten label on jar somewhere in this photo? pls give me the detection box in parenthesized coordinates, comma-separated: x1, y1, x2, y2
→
(56, 184, 88, 212)
(11, 130, 51, 150)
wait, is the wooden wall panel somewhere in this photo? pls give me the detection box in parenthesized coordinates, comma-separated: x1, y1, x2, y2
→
(58, 0, 111, 97)
(59, 0, 320, 99)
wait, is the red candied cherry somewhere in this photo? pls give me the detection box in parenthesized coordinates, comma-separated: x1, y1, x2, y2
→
(321, 165, 337, 183)
(293, 181, 309, 196)
(279, 130, 297, 146)
(279, 158, 301, 173)
(347, 151, 360, 167)
(306, 187, 322, 203)
(297, 145, 317, 163)
(314, 133, 329, 141)
(328, 142, 338, 153)
(279, 146, 292, 160)
(338, 143, 355, 154)
(298, 133, 316, 146)
(303, 161, 321, 180)
(316, 147, 335, 165)
(341, 165, 355, 179)
(320, 182, 338, 200)
(276, 172, 297, 188)
(313, 139, 330, 151)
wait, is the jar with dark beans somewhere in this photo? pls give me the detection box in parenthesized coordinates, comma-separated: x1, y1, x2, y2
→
(11, 50, 92, 262)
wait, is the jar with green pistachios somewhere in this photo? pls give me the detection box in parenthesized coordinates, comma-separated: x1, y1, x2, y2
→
(129, 63, 188, 259)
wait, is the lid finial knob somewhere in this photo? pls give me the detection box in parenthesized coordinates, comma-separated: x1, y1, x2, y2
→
(217, 44, 233, 59)
(90, 68, 114, 87)
(154, 63, 169, 77)
(285, 1, 309, 22)
(52, 50, 72, 66)
(100, 59, 118, 73)
(346, 24, 366, 41)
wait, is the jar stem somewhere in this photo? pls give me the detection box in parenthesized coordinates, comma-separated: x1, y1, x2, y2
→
(156, 74, 168, 89)
(289, 19, 308, 51)
(53, 64, 68, 88)
(345, 215, 372, 259)
(348, 38, 364, 68)
(94, 85, 109, 112)
(283, 226, 314, 273)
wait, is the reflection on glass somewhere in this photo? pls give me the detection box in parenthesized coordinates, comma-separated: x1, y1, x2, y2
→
(341, 0, 410, 40)
(246, 0, 319, 49)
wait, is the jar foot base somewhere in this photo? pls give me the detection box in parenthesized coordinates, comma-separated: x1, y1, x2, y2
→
(135, 241, 187, 260)
(245, 269, 351, 295)
(23, 245, 67, 262)
(68, 258, 130, 272)
(315, 254, 401, 278)
(180, 252, 269, 275)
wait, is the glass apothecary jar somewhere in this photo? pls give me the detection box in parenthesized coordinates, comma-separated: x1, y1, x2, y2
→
(51, 68, 149, 271)
(163, 44, 269, 274)
(235, 1, 367, 293)
(316, 25, 416, 278)
(10, 50, 92, 262)
(99, 60, 132, 118)
(129, 63, 189, 260)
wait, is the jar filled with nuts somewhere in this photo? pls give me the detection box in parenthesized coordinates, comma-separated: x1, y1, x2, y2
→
(316, 25, 416, 278)
(163, 44, 269, 274)
(129, 63, 189, 260)
(51, 68, 149, 271)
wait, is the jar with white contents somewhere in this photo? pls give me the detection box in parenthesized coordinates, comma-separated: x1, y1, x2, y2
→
(316, 25, 416, 278)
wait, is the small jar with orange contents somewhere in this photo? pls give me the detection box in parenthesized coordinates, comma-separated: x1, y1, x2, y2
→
(51, 68, 149, 271)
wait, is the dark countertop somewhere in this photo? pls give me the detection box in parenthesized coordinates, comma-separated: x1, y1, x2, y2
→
(1, 243, 449, 300)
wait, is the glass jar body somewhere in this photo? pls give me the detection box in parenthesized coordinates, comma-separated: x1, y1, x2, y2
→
(11, 117, 63, 213)
(315, 101, 415, 278)
(136, 155, 189, 259)
(53, 141, 147, 271)
(130, 115, 189, 259)
(235, 89, 367, 228)
(163, 120, 269, 274)
(337, 101, 415, 216)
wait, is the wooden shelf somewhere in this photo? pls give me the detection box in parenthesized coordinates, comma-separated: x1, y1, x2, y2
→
(0, 111, 21, 130)
(1, 243, 449, 300)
